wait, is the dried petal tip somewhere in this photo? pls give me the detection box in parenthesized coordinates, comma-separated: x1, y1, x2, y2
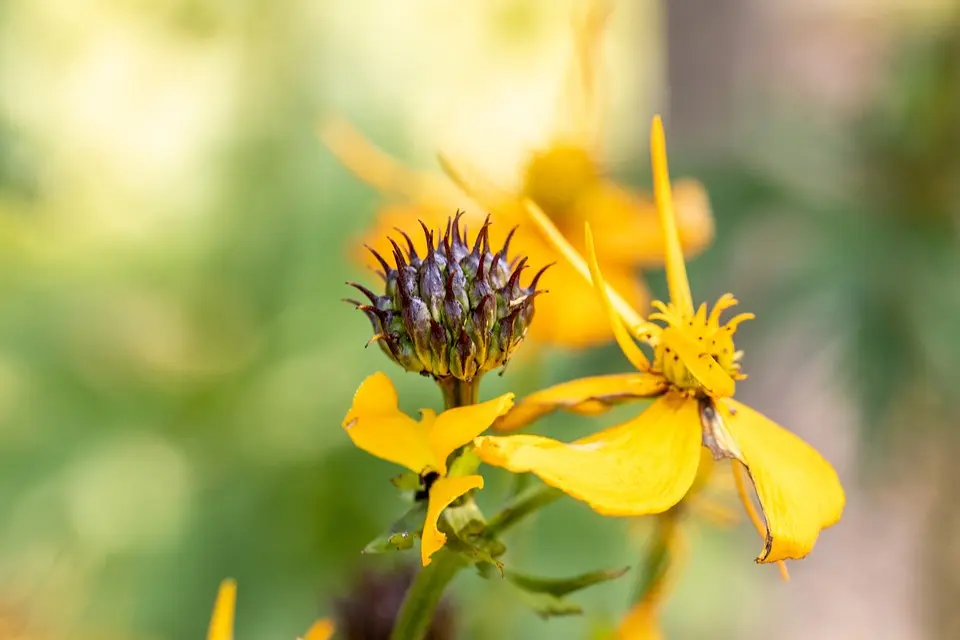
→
(348, 211, 544, 381)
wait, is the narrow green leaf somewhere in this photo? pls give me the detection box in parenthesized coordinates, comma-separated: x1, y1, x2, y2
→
(505, 566, 630, 598)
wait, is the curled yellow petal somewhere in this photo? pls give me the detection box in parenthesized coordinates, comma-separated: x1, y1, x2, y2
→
(422, 474, 484, 566)
(300, 618, 335, 640)
(650, 116, 694, 317)
(585, 223, 652, 371)
(716, 399, 845, 563)
(342, 372, 435, 474)
(428, 393, 514, 472)
(476, 391, 701, 516)
(207, 579, 236, 640)
(522, 199, 654, 338)
(733, 463, 790, 580)
(494, 373, 667, 432)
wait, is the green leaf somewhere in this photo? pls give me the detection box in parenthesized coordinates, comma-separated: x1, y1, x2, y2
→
(504, 566, 630, 598)
(447, 448, 481, 477)
(361, 502, 426, 554)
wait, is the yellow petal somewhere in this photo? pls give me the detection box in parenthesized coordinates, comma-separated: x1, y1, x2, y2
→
(207, 579, 236, 640)
(476, 391, 701, 516)
(585, 223, 652, 371)
(319, 118, 456, 204)
(522, 199, 653, 338)
(650, 116, 694, 317)
(342, 372, 435, 474)
(494, 373, 667, 432)
(300, 619, 335, 640)
(422, 474, 484, 566)
(577, 180, 714, 267)
(428, 393, 514, 473)
(518, 229, 649, 347)
(715, 399, 845, 563)
(659, 326, 735, 398)
(618, 602, 662, 640)
(437, 152, 517, 216)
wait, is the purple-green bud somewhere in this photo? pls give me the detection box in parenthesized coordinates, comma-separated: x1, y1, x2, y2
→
(347, 211, 548, 382)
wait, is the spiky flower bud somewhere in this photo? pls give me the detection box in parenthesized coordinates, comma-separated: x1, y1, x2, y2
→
(347, 211, 548, 381)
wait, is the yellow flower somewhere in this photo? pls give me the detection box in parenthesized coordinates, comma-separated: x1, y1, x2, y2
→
(475, 116, 845, 566)
(207, 579, 334, 640)
(321, 1, 713, 349)
(341, 372, 513, 565)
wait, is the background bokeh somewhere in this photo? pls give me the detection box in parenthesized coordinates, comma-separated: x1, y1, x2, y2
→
(0, 0, 958, 638)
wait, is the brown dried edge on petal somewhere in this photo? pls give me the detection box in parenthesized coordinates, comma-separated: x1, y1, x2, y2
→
(697, 397, 774, 560)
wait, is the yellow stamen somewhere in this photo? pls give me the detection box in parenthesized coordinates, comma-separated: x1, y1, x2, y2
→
(650, 116, 694, 318)
(707, 294, 738, 328)
(732, 462, 790, 581)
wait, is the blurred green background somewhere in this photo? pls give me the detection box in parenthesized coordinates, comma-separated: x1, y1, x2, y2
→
(0, 0, 958, 638)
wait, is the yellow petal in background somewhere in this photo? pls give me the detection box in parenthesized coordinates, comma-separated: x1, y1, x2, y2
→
(342, 372, 435, 474)
(476, 391, 701, 516)
(319, 118, 456, 205)
(299, 618, 336, 640)
(207, 579, 236, 640)
(617, 600, 663, 640)
(649, 116, 694, 317)
(494, 373, 667, 432)
(422, 474, 484, 566)
(578, 180, 714, 268)
(523, 200, 650, 334)
(524, 237, 649, 347)
(428, 392, 514, 472)
(715, 399, 845, 563)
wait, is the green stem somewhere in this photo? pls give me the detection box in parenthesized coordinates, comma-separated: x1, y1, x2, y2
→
(390, 549, 465, 640)
(391, 376, 479, 640)
(438, 375, 481, 408)
(485, 484, 563, 537)
(631, 510, 679, 605)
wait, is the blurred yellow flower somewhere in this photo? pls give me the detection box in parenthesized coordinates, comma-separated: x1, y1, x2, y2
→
(476, 116, 845, 566)
(321, 0, 713, 348)
(341, 372, 513, 565)
(207, 579, 334, 640)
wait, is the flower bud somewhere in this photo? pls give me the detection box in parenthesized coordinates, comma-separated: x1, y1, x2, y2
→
(348, 211, 548, 381)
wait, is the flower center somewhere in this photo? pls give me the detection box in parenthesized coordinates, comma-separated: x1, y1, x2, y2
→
(522, 144, 599, 215)
(648, 295, 754, 394)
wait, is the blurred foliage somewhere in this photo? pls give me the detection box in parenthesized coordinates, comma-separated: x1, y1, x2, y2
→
(684, 19, 960, 456)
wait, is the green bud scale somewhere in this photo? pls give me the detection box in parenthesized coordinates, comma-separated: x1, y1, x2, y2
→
(348, 211, 548, 381)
